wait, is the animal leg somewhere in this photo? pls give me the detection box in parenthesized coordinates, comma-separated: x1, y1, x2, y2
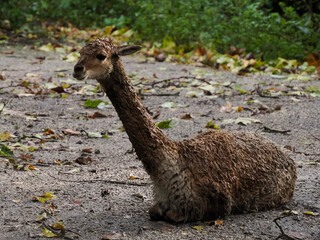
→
(165, 209, 186, 223)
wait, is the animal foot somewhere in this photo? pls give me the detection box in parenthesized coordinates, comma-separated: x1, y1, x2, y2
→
(149, 203, 186, 223)
(149, 202, 166, 221)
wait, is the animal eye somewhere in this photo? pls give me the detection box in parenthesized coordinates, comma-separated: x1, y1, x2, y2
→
(96, 54, 106, 60)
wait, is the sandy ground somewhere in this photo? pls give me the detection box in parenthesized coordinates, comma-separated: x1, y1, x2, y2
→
(0, 44, 319, 240)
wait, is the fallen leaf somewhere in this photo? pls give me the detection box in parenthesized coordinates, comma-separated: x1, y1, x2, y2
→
(12, 199, 21, 203)
(0, 131, 12, 141)
(220, 101, 233, 113)
(156, 119, 173, 129)
(236, 106, 243, 112)
(88, 111, 107, 118)
(205, 121, 220, 129)
(101, 232, 123, 240)
(27, 165, 36, 170)
(35, 192, 55, 203)
(36, 212, 48, 222)
(160, 100, 186, 108)
(53, 222, 65, 231)
(129, 176, 141, 180)
(82, 148, 93, 153)
(64, 52, 79, 62)
(38, 43, 55, 52)
(62, 129, 80, 135)
(51, 86, 65, 93)
(192, 226, 204, 230)
(304, 211, 319, 216)
(0, 144, 14, 157)
(180, 113, 192, 120)
(4, 50, 14, 54)
(43, 128, 55, 135)
(41, 226, 58, 237)
(75, 155, 92, 165)
(84, 98, 105, 108)
(214, 220, 224, 225)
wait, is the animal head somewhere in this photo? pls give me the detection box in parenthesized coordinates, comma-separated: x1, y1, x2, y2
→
(73, 38, 141, 81)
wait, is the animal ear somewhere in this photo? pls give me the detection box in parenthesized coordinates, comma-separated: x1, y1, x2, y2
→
(116, 45, 142, 56)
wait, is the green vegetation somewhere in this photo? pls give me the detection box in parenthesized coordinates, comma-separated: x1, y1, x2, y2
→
(1, 0, 319, 61)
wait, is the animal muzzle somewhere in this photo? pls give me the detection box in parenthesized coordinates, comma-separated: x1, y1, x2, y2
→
(73, 64, 86, 80)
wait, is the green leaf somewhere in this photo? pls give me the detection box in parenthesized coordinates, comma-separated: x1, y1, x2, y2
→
(310, 91, 320, 97)
(84, 98, 104, 108)
(157, 119, 173, 129)
(205, 121, 220, 129)
(0, 144, 14, 157)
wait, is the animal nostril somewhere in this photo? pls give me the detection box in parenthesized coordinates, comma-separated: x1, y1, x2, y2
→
(74, 65, 84, 72)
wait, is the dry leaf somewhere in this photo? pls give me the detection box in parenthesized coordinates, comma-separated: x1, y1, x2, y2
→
(43, 129, 54, 135)
(192, 225, 204, 230)
(62, 129, 80, 135)
(41, 227, 58, 237)
(236, 106, 243, 112)
(0, 131, 12, 141)
(180, 113, 192, 120)
(88, 111, 107, 118)
(220, 101, 233, 113)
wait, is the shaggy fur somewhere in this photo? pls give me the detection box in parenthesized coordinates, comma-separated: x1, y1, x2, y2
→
(73, 38, 296, 223)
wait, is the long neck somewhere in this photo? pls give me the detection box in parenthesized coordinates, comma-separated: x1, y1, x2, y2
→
(98, 59, 175, 175)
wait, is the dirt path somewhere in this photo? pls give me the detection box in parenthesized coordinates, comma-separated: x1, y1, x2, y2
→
(0, 44, 319, 240)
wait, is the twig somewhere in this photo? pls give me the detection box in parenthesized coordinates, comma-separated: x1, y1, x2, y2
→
(312, 134, 320, 141)
(274, 212, 300, 240)
(260, 126, 291, 134)
(0, 98, 13, 115)
(47, 172, 150, 186)
(41, 222, 80, 240)
(0, 84, 20, 91)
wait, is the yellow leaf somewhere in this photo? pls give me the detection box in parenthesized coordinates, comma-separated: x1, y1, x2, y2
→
(38, 43, 54, 52)
(192, 226, 204, 230)
(53, 221, 65, 231)
(0, 131, 12, 141)
(36, 192, 55, 203)
(129, 176, 139, 180)
(41, 226, 58, 237)
(36, 212, 48, 222)
(304, 211, 319, 216)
